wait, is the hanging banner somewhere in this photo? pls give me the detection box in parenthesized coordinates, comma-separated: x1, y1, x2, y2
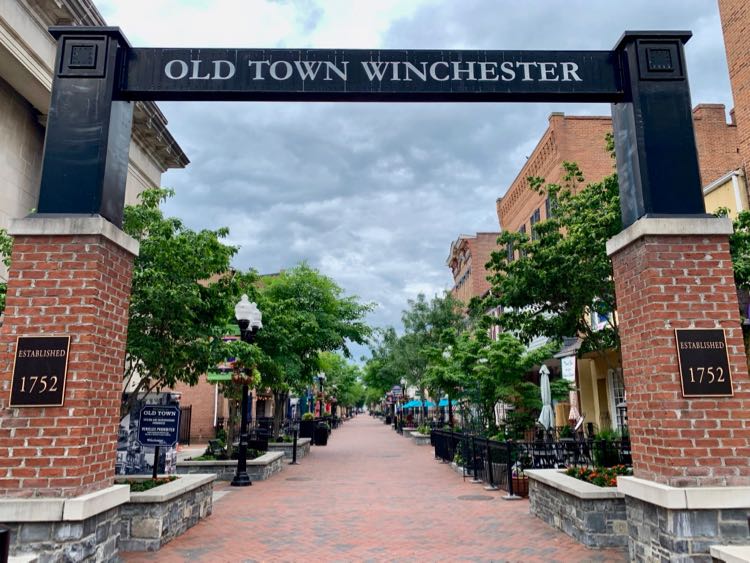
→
(561, 355, 576, 382)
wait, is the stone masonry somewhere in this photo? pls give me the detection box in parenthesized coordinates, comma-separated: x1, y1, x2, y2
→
(119, 479, 214, 552)
(609, 223, 750, 487)
(5, 506, 120, 563)
(0, 220, 137, 498)
(528, 477, 628, 548)
(627, 496, 750, 562)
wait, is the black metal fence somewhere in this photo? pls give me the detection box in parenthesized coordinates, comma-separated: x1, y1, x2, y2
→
(431, 429, 631, 493)
(178, 405, 192, 446)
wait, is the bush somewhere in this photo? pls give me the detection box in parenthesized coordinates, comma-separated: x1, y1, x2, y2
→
(565, 465, 631, 487)
(416, 424, 430, 435)
(302, 412, 315, 421)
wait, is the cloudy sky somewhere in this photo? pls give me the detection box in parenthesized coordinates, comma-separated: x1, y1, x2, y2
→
(99, 0, 732, 352)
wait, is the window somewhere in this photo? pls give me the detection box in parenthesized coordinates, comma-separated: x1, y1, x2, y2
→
(518, 225, 527, 257)
(607, 369, 627, 432)
(530, 208, 541, 241)
(545, 195, 557, 219)
(506, 241, 514, 262)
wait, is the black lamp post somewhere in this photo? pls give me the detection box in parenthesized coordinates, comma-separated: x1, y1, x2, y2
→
(317, 373, 326, 417)
(231, 294, 262, 487)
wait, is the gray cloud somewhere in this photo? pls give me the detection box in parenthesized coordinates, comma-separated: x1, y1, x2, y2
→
(102, 1, 731, 358)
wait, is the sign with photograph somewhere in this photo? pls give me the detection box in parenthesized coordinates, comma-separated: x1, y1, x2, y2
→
(675, 329, 733, 397)
(9, 336, 70, 407)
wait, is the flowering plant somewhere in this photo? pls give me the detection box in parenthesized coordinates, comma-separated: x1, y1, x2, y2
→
(565, 465, 631, 487)
(511, 462, 527, 479)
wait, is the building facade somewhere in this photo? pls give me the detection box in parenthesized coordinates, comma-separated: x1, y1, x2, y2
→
(446, 232, 501, 305)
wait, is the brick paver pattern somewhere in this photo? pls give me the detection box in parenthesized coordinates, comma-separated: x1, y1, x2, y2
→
(124, 416, 626, 562)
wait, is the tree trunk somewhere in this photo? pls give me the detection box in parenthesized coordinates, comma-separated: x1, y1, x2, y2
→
(226, 399, 238, 454)
(272, 390, 288, 439)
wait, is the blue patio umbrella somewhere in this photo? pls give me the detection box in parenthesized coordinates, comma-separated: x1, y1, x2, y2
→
(438, 398, 449, 407)
(403, 399, 435, 409)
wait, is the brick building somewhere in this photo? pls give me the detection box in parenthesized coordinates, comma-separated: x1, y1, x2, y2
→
(446, 232, 501, 305)
(496, 114, 614, 237)
(720, 0, 750, 172)
(486, 103, 743, 433)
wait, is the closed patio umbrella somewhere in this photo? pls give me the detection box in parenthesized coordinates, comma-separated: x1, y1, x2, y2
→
(568, 390, 581, 425)
(537, 364, 555, 430)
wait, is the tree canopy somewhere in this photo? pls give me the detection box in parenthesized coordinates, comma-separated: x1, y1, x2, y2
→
(486, 155, 621, 361)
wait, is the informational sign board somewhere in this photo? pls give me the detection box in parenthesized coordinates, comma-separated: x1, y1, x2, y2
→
(391, 385, 403, 397)
(675, 329, 733, 397)
(137, 405, 181, 447)
(9, 336, 70, 407)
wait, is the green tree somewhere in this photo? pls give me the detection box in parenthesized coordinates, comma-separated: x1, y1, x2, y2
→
(365, 293, 463, 424)
(122, 187, 249, 416)
(0, 228, 12, 314)
(486, 157, 621, 366)
(318, 351, 364, 414)
(253, 264, 372, 436)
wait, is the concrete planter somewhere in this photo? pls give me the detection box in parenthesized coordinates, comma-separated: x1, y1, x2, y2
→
(526, 469, 627, 549)
(267, 438, 311, 460)
(410, 431, 430, 446)
(119, 474, 215, 552)
(401, 427, 417, 437)
(177, 451, 285, 481)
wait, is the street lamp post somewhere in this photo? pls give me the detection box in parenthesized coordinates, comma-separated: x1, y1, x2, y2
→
(317, 373, 326, 417)
(231, 294, 262, 488)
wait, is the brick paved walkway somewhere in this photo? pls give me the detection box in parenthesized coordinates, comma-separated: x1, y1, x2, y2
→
(123, 416, 626, 562)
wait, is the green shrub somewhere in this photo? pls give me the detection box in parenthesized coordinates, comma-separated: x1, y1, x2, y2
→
(302, 412, 315, 421)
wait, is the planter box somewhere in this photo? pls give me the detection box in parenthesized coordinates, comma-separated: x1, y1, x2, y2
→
(401, 427, 417, 437)
(120, 474, 215, 552)
(512, 476, 529, 497)
(410, 432, 430, 446)
(177, 451, 285, 481)
(267, 438, 311, 460)
(526, 469, 627, 549)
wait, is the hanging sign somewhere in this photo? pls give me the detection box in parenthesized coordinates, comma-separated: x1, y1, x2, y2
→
(9, 336, 70, 407)
(675, 329, 733, 397)
(561, 356, 576, 382)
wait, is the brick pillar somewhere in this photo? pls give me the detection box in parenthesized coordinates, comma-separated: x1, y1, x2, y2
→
(607, 218, 750, 487)
(0, 217, 138, 498)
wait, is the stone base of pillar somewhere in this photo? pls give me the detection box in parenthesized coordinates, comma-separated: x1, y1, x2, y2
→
(0, 485, 129, 562)
(619, 476, 750, 560)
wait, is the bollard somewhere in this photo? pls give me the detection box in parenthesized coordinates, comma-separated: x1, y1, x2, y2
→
(470, 436, 481, 484)
(503, 440, 521, 501)
(290, 428, 299, 465)
(0, 525, 9, 563)
(484, 441, 498, 491)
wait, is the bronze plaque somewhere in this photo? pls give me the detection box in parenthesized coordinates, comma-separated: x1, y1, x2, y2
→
(675, 329, 733, 397)
(9, 336, 70, 407)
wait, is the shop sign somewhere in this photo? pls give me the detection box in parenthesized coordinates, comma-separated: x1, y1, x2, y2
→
(9, 336, 70, 407)
(675, 329, 733, 397)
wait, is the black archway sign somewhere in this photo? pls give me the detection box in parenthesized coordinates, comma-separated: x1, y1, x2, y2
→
(39, 27, 706, 229)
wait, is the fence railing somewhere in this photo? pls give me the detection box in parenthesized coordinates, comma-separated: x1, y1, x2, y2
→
(431, 429, 631, 493)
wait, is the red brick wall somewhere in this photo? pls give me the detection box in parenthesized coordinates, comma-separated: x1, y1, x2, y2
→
(719, 0, 750, 171)
(172, 374, 221, 442)
(611, 233, 750, 487)
(692, 104, 741, 185)
(0, 234, 135, 498)
(497, 109, 739, 234)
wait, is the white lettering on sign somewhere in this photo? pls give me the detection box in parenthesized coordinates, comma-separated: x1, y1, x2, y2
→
(164, 58, 584, 84)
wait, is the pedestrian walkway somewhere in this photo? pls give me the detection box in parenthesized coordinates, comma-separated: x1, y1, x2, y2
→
(123, 416, 626, 562)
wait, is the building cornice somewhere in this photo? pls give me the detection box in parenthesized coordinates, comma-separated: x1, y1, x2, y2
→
(12, 0, 188, 171)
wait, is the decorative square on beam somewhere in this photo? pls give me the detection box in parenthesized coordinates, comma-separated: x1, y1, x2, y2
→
(58, 37, 108, 78)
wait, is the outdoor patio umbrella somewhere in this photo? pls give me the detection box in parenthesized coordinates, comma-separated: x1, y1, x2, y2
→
(537, 364, 555, 430)
(568, 390, 581, 425)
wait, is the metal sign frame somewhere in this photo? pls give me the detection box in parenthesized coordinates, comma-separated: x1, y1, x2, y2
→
(37, 27, 707, 232)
